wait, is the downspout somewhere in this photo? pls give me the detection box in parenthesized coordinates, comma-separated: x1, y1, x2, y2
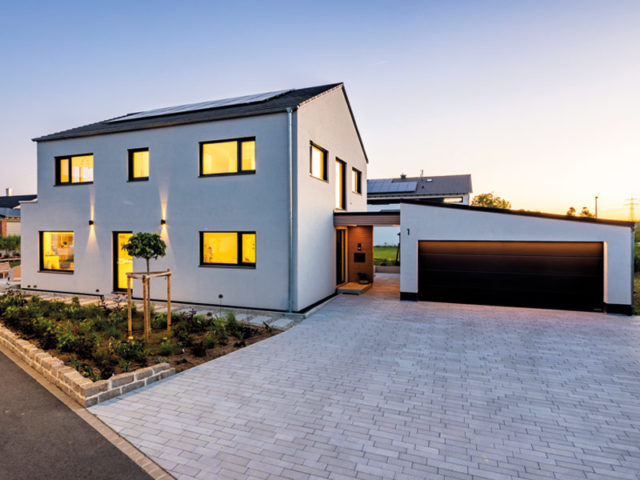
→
(287, 107, 294, 313)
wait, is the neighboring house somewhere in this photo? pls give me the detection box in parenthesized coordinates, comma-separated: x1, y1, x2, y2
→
(0, 192, 37, 237)
(367, 174, 472, 245)
(22, 83, 368, 312)
(22, 83, 635, 315)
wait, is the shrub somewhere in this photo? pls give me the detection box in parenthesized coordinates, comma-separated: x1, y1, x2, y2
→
(172, 323, 191, 347)
(56, 323, 79, 353)
(190, 340, 207, 357)
(119, 359, 131, 372)
(203, 331, 216, 349)
(33, 316, 59, 349)
(157, 337, 173, 356)
(213, 322, 228, 346)
(225, 312, 242, 338)
(93, 345, 117, 379)
(151, 313, 167, 330)
(113, 339, 148, 365)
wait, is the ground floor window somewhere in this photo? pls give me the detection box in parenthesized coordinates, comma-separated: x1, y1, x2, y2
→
(200, 231, 256, 267)
(40, 231, 74, 272)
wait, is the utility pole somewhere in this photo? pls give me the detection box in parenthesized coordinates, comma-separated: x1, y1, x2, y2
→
(624, 195, 639, 222)
(595, 196, 598, 219)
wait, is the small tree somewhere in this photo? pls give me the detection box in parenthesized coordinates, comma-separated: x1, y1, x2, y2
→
(566, 206, 577, 216)
(122, 232, 166, 273)
(579, 206, 594, 218)
(471, 193, 512, 209)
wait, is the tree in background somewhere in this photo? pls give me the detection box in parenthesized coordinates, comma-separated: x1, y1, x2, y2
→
(471, 193, 512, 209)
(122, 232, 166, 273)
(566, 207, 577, 216)
(579, 207, 594, 218)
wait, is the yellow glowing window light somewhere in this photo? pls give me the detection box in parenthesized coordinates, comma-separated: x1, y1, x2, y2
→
(201, 141, 237, 175)
(116, 233, 133, 290)
(41, 232, 74, 271)
(130, 150, 149, 179)
(241, 233, 256, 264)
(335, 160, 345, 209)
(241, 140, 256, 171)
(202, 232, 238, 264)
(352, 168, 361, 193)
(71, 155, 94, 183)
(59, 158, 70, 183)
(310, 144, 326, 179)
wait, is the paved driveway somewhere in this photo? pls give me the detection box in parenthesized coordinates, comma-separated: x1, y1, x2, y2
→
(91, 274, 640, 480)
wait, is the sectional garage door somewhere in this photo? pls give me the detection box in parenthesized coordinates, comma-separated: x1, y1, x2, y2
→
(418, 241, 604, 311)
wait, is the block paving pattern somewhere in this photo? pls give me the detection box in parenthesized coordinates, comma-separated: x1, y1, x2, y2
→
(91, 275, 640, 479)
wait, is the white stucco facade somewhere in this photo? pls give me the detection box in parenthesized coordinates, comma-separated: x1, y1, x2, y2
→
(21, 85, 368, 312)
(400, 202, 635, 308)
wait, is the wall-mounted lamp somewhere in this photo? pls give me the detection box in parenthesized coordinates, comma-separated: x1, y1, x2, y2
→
(88, 220, 94, 226)
(160, 219, 167, 226)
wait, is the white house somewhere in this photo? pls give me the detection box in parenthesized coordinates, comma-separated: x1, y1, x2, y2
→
(22, 83, 368, 312)
(22, 82, 635, 315)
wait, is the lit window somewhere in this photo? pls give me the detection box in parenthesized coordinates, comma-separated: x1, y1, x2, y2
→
(310, 143, 327, 180)
(40, 232, 74, 272)
(335, 159, 345, 209)
(201, 232, 256, 267)
(200, 138, 256, 176)
(352, 168, 362, 194)
(56, 155, 93, 185)
(128, 149, 149, 181)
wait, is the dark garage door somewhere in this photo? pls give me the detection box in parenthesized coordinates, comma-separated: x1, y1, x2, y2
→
(418, 241, 604, 311)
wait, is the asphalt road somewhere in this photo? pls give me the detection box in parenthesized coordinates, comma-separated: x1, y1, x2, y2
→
(0, 351, 152, 480)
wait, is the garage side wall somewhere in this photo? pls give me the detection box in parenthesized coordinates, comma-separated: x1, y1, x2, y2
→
(400, 203, 634, 308)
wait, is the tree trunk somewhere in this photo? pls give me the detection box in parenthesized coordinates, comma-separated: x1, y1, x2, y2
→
(146, 258, 150, 274)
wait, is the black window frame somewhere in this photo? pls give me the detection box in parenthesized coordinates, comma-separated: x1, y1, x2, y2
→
(199, 137, 256, 178)
(128, 148, 150, 182)
(54, 153, 94, 186)
(310, 142, 328, 181)
(352, 168, 362, 194)
(199, 231, 256, 268)
(39, 230, 75, 273)
(335, 158, 346, 210)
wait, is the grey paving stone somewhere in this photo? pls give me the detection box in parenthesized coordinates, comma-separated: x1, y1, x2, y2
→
(90, 274, 640, 480)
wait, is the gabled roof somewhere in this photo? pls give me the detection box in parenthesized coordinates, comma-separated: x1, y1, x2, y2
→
(0, 194, 37, 209)
(368, 174, 472, 197)
(33, 83, 344, 142)
(0, 207, 20, 218)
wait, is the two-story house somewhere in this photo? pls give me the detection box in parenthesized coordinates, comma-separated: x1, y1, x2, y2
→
(22, 83, 368, 312)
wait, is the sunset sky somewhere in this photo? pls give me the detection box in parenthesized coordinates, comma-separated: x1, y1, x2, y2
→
(1, 0, 638, 220)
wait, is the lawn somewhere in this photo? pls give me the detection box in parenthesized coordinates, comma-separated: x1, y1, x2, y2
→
(374, 245, 399, 266)
(0, 293, 279, 381)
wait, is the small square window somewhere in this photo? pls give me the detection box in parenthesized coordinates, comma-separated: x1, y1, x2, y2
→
(55, 155, 93, 185)
(201, 231, 256, 267)
(128, 149, 149, 181)
(200, 138, 256, 176)
(40, 231, 74, 272)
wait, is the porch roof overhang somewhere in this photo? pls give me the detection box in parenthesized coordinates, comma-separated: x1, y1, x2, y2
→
(334, 210, 400, 227)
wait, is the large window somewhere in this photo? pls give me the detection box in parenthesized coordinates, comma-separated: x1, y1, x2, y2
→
(352, 168, 362, 194)
(200, 138, 255, 176)
(310, 143, 327, 180)
(128, 149, 149, 181)
(40, 231, 74, 272)
(200, 231, 256, 267)
(335, 159, 346, 209)
(56, 155, 94, 185)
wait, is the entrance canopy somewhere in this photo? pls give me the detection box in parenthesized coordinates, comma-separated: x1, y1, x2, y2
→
(334, 210, 400, 227)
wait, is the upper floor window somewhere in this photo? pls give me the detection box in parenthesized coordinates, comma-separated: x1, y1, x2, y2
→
(310, 143, 327, 180)
(200, 138, 255, 176)
(56, 154, 93, 185)
(200, 231, 256, 267)
(335, 159, 346, 209)
(352, 168, 362, 194)
(128, 148, 149, 181)
(40, 231, 74, 272)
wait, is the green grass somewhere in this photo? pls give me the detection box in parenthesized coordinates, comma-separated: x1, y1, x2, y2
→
(373, 245, 399, 266)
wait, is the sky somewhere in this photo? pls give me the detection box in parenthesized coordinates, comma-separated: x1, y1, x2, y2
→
(1, 0, 638, 220)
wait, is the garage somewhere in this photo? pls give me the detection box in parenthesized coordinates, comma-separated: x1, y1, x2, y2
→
(418, 241, 604, 311)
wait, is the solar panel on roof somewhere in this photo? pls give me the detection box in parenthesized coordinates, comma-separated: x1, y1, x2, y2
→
(367, 179, 417, 194)
(107, 89, 292, 123)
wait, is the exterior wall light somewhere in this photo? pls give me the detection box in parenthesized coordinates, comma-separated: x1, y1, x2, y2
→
(88, 220, 94, 226)
(160, 219, 167, 226)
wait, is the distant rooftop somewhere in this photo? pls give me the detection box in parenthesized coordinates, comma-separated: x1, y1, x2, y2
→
(0, 194, 37, 210)
(368, 174, 472, 197)
(33, 83, 345, 142)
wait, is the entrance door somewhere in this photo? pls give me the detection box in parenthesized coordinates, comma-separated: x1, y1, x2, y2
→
(113, 232, 133, 291)
(336, 229, 346, 285)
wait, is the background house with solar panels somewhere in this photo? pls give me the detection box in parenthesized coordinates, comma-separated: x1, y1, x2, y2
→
(0, 189, 37, 237)
(367, 174, 472, 246)
(21, 83, 369, 312)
